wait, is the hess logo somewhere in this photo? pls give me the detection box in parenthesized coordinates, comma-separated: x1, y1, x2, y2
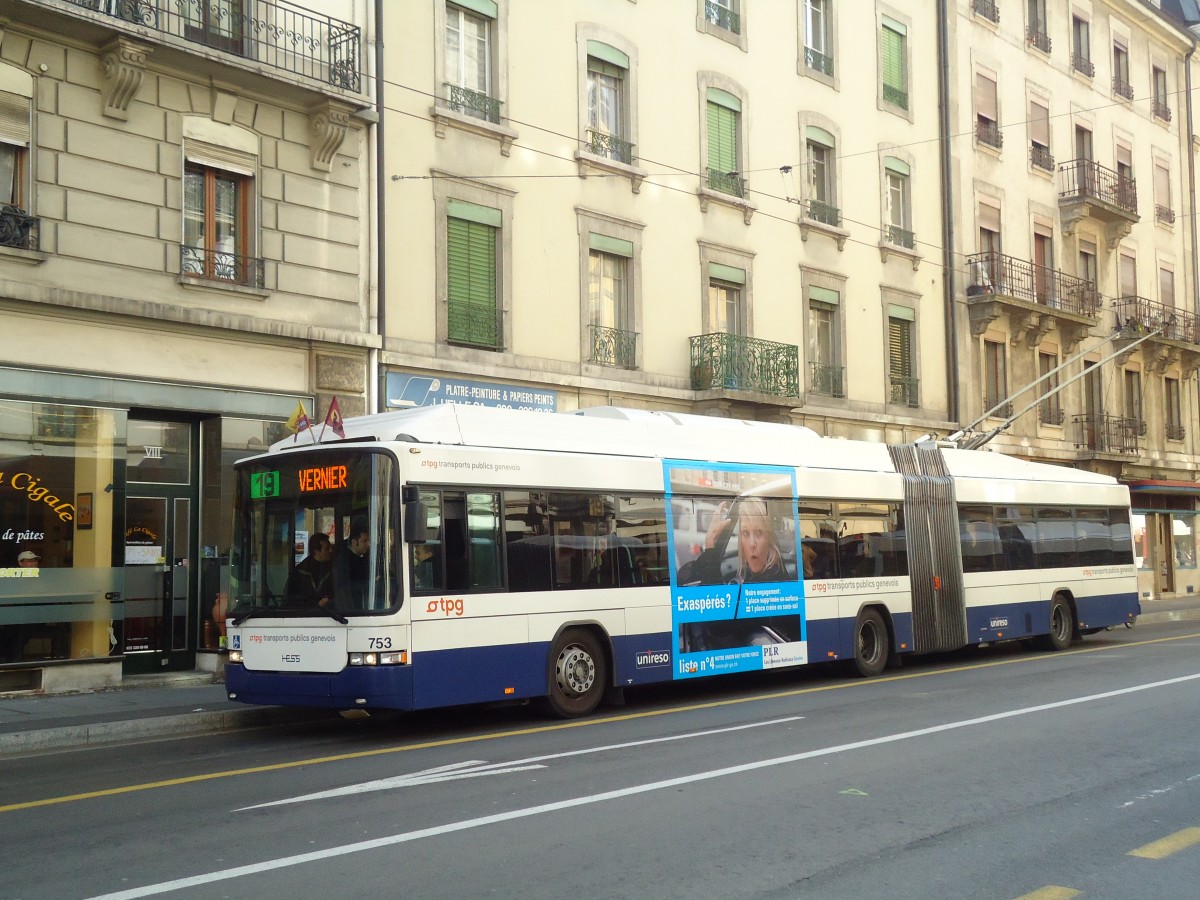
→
(281, 654, 301, 663)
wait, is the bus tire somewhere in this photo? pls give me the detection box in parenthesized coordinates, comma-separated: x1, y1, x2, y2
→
(1041, 595, 1074, 652)
(545, 628, 607, 719)
(853, 608, 889, 678)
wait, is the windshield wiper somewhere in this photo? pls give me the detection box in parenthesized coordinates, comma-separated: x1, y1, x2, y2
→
(319, 605, 349, 625)
(230, 605, 272, 627)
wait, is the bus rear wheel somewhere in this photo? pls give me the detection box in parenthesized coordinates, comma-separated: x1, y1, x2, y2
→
(853, 608, 889, 677)
(1040, 595, 1074, 652)
(545, 628, 607, 718)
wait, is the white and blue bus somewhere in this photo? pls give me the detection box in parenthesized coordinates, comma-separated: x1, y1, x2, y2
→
(224, 405, 1139, 718)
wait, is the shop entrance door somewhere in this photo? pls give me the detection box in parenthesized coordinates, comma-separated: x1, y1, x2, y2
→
(122, 418, 198, 674)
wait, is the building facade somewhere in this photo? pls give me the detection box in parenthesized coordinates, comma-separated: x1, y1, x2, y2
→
(0, 0, 374, 691)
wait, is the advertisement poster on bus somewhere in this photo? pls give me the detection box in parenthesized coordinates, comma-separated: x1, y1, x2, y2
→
(664, 461, 807, 679)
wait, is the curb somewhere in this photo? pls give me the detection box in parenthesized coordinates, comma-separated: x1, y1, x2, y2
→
(1136, 607, 1200, 625)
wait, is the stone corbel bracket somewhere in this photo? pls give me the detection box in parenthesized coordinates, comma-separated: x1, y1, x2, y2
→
(309, 99, 355, 172)
(101, 37, 152, 121)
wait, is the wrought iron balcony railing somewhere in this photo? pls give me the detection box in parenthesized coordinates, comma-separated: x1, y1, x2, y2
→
(586, 129, 634, 165)
(976, 120, 1003, 149)
(0, 205, 39, 251)
(1073, 414, 1141, 454)
(1153, 99, 1172, 122)
(806, 199, 841, 228)
(447, 300, 503, 350)
(446, 84, 501, 124)
(1027, 25, 1051, 53)
(1058, 158, 1138, 217)
(809, 362, 845, 398)
(804, 46, 834, 77)
(588, 324, 638, 369)
(1113, 295, 1199, 345)
(885, 224, 915, 250)
(889, 375, 919, 408)
(984, 399, 1014, 419)
(180, 245, 264, 287)
(1030, 144, 1054, 172)
(62, 0, 361, 91)
(1112, 76, 1134, 101)
(690, 333, 800, 397)
(883, 83, 908, 109)
(706, 167, 745, 198)
(1071, 53, 1095, 78)
(966, 251, 1100, 317)
(972, 0, 999, 24)
(704, 0, 740, 34)
(1038, 404, 1065, 426)
(1156, 205, 1176, 225)
(1166, 423, 1187, 442)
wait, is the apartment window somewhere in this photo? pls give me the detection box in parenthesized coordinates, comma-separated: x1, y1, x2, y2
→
(1124, 369, 1143, 432)
(1075, 124, 1093, 160)
(884, 158, 913, 248)
(1154, 162, 1174, 225)
(1029, 98, 1053, 171)
(1152, 66, 1171, 121)
(975, 201, 1001, 290)
(586, 45, 631, 164)
(1078, 239, 1097, 287)
(1071, 16, 1093, 77)
(706, 0, 741, 34)
(806, 127, 839, 225)
(808, 286, 842, 397)
(1113, 37, 1132, 100)
(888, 306, 918, 407)
(1159, 266, 1175, 310)
(183, 0, 246, 54)
(587, 238, 634, 368)
(182, 160, 256, 285)
(1027, 0, 1050, 52)
(803, 0, 834, 77)
(1033, 226, 1054, 304)
(705, 88, 744, 198)
(880, 18, 908, 110)
(984, 339, 1008, 412)
(707, 268, 744, 336)
(1038, 352, 1063, 425)
(1165, 378, 1184, 441)
(0, 83, 33, 251)
(975, 72, 1002, 149)
(446, 200, 501, 349)
(444, 1, 498, 122)
(1119, 252, 1137, 298)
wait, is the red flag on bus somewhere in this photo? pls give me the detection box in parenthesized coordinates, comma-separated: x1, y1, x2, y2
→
(323, 396, 346, 439)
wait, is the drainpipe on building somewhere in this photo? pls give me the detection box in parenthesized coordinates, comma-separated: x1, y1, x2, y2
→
(373, 0, 387, 414)
(936, 0, 960, 428)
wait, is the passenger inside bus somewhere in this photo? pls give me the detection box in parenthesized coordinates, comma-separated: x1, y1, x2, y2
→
(285, 533, 333, 605)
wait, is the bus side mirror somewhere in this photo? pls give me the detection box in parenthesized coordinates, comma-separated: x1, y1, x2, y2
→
(402, 485, 428, 543)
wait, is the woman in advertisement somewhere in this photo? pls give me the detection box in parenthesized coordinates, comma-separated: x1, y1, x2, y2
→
(677, 497, 789, 586)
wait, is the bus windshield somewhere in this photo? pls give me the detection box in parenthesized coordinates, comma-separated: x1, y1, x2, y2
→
(230, 448, 399, 618)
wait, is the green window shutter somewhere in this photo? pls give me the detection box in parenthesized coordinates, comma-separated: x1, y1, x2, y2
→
(809, 285, 840, 305)
(888, 317, 912, 377)
(589, 233, 634, 257)
(707, 101, 738, 173)
(586, 40, 629, 70)
(447, 216, 498, 345)
(881, 26, 905, 91)
(709, 262, 746, 284)
(452, 0, 497, 18)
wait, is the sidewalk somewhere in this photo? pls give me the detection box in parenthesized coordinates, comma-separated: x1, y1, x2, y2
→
(1, 597, 1198, 757)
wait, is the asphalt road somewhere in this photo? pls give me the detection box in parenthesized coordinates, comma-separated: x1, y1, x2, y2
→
(5, 621, 1200, 900)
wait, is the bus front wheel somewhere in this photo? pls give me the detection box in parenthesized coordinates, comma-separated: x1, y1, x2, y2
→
(545, 628, 607, 718)
(853, 608, 889, 677)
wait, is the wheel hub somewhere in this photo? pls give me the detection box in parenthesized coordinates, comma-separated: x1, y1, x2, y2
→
(558, 646, 595, 696)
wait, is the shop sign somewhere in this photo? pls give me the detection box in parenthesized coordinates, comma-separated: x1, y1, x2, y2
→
(0, 471, 75, 522)
(386, 374, 557, 412)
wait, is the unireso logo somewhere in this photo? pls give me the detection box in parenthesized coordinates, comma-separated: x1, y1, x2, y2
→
(635, 650, 670, 668)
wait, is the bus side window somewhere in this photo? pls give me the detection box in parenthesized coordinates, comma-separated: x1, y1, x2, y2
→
(412, 491, 444, 593)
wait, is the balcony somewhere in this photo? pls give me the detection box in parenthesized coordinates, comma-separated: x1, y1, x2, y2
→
(1058, 158, 1138, 243)
(805, 199, 841, 228)
(1073, 414, 1141, 455)
(975, 120, 1003, 150)
(889, 375, 919, 408)
(585, 129, 634, 166)
(1156, 205, 1176, 226)
(689, 333, 799, 398)
(984, 399, 1014, 419)
(809, 362, 845, 398)
(704, 0, 740, 34)
(884, 224, 915, 250)
(706, 167, 745, 198)
(588, 324, 638, 370)
(1112, 76, 1134, 101)
(1166, 423, 1187, 442)
(0, 205, 39, 251)
(1026, 25, 1051, 54)
(1071, 53, 1095, 78)
(972, 0, 999, 24)
(447, 300, 503, 350)
(1030, 144, 1054, 172)
(180, 245, 264, 288)
(445, 84, 501, 124)
(1153, 99, 1172, 122)
(966, 251, 1099, 347)
(1113, 295, 1199, 346)
(804, 46, 834, 77)
(59, 0, 361, 91)
(1038, 404, 1065, 426)
(883, 83, 908, 110)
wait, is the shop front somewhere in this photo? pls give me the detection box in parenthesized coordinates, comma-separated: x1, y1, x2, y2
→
(1127, 481, 1200, 601)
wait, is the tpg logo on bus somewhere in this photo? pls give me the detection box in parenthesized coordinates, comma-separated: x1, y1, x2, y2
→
(635, 650, 670, 669)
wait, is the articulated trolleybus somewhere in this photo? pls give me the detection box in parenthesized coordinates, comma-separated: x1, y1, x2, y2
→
(225, 405, 1139, 718)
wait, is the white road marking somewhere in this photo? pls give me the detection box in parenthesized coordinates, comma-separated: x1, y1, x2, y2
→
(89, 673, 1200, 899)
(1119, 772, 1200, 808)
(237, 717, 805, 809)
